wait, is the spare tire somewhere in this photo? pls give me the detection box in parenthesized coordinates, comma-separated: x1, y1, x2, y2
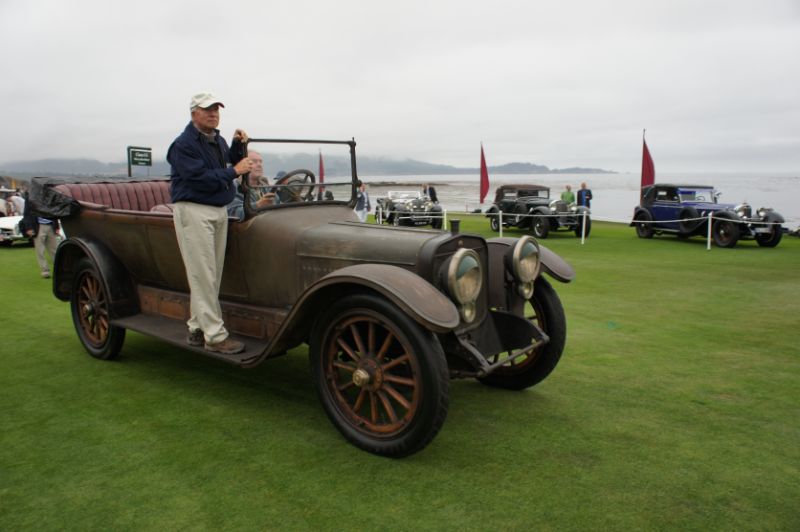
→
(678, 207, 702, 234)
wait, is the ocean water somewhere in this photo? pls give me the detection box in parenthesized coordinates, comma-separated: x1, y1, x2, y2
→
(360, 172, 800, 227)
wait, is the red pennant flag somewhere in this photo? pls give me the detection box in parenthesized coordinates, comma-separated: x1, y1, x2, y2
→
(641, 135, 655, 193)
(318, 150, 325, 184)
(479, 144, 489, 204)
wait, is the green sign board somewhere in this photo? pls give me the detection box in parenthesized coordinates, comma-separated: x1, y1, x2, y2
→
(127, 146, 152, 176)
(128, 147, 152, 167)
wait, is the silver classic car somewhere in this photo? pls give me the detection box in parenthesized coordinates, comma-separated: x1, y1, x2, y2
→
(375, 190, 443, 228)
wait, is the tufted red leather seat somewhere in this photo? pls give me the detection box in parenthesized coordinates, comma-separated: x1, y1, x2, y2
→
(53, 180, 171, 212)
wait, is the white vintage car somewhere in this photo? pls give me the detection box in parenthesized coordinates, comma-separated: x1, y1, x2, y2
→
(0, 215, 27, 246)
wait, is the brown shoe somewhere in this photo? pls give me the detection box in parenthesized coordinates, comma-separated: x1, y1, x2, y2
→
(187, 329, 204, 347)
(205, 337, 245, 355)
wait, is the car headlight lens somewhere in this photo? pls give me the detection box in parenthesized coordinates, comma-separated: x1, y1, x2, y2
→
(447, 248, 483, 306)
(511, 235, 540, 284)
(757, 207, 770, 217)
(734, 203, 751, 218)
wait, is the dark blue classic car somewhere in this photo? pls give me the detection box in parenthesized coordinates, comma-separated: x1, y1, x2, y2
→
(631, 184, 784, 248)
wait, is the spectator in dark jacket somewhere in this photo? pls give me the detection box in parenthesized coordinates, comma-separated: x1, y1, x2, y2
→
(422, 183, 438, 203)
(21, 192, 58, 278)
(577, 182, 593, 208)
(166, 92, 252, 355)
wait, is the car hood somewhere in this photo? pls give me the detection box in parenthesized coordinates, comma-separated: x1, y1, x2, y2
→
(297, 221, 440, 269)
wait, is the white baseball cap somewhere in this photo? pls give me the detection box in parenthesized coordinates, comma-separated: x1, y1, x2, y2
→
(190, 92, 225, 110)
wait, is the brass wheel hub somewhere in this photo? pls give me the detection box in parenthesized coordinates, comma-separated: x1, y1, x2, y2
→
(352, 359, 383, 391)
(352, 368, 371, 387)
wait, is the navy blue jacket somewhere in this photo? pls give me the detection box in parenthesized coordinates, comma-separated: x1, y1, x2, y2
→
(577, 188, 593, 208)
(167, 122, 245, 206)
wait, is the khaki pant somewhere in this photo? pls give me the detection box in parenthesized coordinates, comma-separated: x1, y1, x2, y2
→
(35, 223, 58, 275)
(173, 202, 230, 344)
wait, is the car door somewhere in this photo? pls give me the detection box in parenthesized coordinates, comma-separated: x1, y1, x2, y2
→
(649, 186, 680, 230)
(496, 189, 518, 224)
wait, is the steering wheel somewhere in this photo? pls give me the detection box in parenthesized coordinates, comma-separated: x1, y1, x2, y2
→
(275, 169, 316, 203)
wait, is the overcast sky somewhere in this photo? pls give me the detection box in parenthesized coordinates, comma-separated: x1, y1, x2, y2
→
(1, 0, 798, 173)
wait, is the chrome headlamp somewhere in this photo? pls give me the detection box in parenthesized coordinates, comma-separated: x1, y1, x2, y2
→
(509, 236, 540, 298)
(734, 203, 751, 218)
(446, 248, 483, 322)
(757, 207, 771, 218)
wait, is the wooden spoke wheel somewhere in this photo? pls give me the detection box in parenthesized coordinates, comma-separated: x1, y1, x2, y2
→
(311, 294, 448, 457)
(70, 258, 125, 360)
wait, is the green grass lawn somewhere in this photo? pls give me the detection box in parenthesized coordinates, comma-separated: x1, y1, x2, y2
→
(1, 220, 798, 530)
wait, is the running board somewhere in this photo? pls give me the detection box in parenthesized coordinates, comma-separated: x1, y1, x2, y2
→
(111, 314, 268, 366)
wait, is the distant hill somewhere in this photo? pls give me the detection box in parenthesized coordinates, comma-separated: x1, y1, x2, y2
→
(0, 155, 614, 181)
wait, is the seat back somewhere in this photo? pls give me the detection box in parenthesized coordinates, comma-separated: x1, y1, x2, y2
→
(53, 180, 171, 212)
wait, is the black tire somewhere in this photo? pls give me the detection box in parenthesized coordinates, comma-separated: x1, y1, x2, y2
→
(678, 207, 701, 235)
(712, 217, 740, 248)
(478, 277, 566, 390)
(634, 211, 654, 239)
(489, 213, 500, 232)
(574, 216, 591, 238)
(70, 258, 125, 360)
(0, 240, 12, 247)
(309, 293, 449, 457)
(532, 215, 549, 239)
(756, 224, 782, 247)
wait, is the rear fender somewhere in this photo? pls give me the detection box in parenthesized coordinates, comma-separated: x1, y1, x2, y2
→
(53, 237, 138, 318)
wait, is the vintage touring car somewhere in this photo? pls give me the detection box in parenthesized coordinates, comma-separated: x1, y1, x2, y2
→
(375, 190, 443, 228)
(33, 138, 575, 457)
(631, 184, 784, 248)
(485, 184, 591, 239)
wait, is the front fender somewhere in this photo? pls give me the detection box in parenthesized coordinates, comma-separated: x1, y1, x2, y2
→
(312, 265, 459, 331)
(763, 211, 785, 224)
(630, 206, 652, 226)
(242, 264, 460, 368)
(53, 237, 138, 317)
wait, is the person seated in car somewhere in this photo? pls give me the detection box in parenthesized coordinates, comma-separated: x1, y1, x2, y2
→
(227, 150, 277, 220)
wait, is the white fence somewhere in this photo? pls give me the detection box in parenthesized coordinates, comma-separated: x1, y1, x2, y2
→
(375, 208, 791, 251)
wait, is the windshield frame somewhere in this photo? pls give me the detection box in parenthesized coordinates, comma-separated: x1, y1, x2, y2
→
(677, 187, 717, 204)
(241, 138, 358, 220)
